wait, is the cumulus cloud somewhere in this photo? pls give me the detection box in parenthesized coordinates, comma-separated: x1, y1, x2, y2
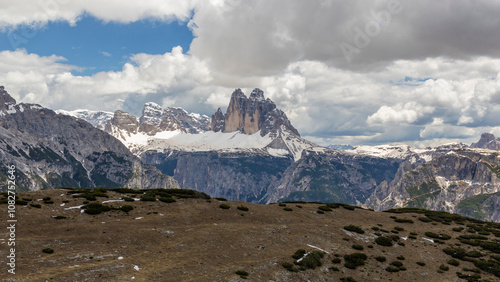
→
(0, 0, 199, 28)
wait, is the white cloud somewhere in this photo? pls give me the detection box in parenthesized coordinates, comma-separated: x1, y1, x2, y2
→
(367, 102, 434, 125)
(0, 0, 200, 28)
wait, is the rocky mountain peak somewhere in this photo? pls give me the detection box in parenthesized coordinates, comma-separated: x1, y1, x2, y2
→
(210, 107, 224, 132)
(249, 88, 265, 101)
(0, 86, 16, 111)
(471, 133, 500, 150)
(214, 88, 299, 137)
(108, 110, 139, 134)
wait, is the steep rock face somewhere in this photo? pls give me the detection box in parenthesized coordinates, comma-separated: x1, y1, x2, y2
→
(0, 87, 178, 191)
(0, 86, 16, 111)
(210, 108, 224, 132)
(471, 133, 500, 150)
(109, 110, 139, 133)
(141, 149, 293, 202)
(365, 148, 500, 217)
(215, 88, 300, 137)
(263, 149, 403, 204)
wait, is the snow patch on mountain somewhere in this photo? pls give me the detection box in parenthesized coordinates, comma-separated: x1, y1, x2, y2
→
(57, 109, 114, 130)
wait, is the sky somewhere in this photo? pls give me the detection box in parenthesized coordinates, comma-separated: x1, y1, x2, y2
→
(1, 0, 500, 148)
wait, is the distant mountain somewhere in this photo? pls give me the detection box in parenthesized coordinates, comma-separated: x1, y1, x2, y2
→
(471, 132, 500, 150)
(326, 144, 354, 150)
(0, 86, 178, 191)
(56, 109, 113, 130)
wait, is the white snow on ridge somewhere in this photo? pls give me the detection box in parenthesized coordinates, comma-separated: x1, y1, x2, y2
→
(347, 144, 414, 159)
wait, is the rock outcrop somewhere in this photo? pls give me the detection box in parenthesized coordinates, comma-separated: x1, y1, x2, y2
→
(212, 88, 300, 137)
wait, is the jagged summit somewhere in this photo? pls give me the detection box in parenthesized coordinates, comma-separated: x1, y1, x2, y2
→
(211, 88, 300, 137)
(471, 133, 500, 150)
(0, 85, 16, 111)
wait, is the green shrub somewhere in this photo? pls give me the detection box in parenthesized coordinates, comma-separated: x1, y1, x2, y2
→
(119, 205, 134, 213)
(330, 266, 339, 271)
(140, 194, 156, 201)
(371, 226, 380, 231)
(219, 204, 230, 209)
(292, 249, 306, 260)
(332, 258, 342, 264)
(237, 206, 249, 211)
(385, 265, 400, 272)
(466, 250, 484, 258)
(343, 253, 367, 269)
(439, 264, 449, 271)
(122, 197, 134, 202)
(43, 200, 54, 204)
(318, 205, 332, 212)
(443, 247, 466, 260)
(394, 218, 414, 224)
(42, 248, 54, 254)
(284, 207, 293, 211)
(278, 203, 286, 207)
(447, 259, 460, 266)
(297, 251, 324, 270)
(419, 217, 432, 222)
(453, 227, 464, 232)
(235, 270, 249, 276)
(352, 244, 364, 250)
(456, 272, 482, 280)
(340, 277, 356, 282)
(53, 215, 66, 219)
(424, 232, 451, 240)
(29, 203, 41, 208)
(343, 225, 365, 234)
(42, 197, 51, 201)
(394, 226, 404, 231)
(417, 261, 426, 266)
(397, 255, 405, 260)
(282, 262, 299, 272)
(159, 197, 176, 203)
(391, 261, 403, 267)
(375, 236, 394, 246)
(316, 210, 324, 214)
(375, 256, 386, 262)
(82, 203, 111, 215)
(216, 197, 227, 201)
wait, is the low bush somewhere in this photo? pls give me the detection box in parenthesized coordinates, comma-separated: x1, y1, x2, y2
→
(297, 251, 324, 270)
(397, 255, 405, 260)
(278, 203, 286, 207)
(316, 210, 324, 214)
(42, 248, 54, 254)
(82, 203, 111, 215)
(375, 256, 386, 262)
(29, 203, 41, 208)
(394, 218, 414, 224)
(394, 226, 404, 231)
(417, 261, 426, 266)
(53, 215, 66, 219)
(237, 206, 249, 211)
(447, 259, 460, 266)
(235, 270, 249, 276)
(118, 205, 133, 213)
(219, 204, 230, 209)
(140, 194, 156, 202)
(391, 261, 403, 267)
(343, 253, 367, 269)
(352, 244, 364, 250)
(318, 205, 332, 212)
(375, 236, 394, 247)
(122, 197, 134, 202)
(332, 258, 342, 264)
(343, 225, 365, 234)
(284, 207, 293, 211)
(385, 265, 400, 272)
(159, 197, 176, 203)
(439, 264, 449, 271)
(292, 249, 306, 260)
(282, 262, 299, 272)
(215, 197, 227, 201)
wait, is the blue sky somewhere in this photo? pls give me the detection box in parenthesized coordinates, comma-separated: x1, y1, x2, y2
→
(0, 16, 193, 76)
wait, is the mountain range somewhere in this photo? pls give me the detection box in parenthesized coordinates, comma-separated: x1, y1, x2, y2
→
(2, 85, 500, 222)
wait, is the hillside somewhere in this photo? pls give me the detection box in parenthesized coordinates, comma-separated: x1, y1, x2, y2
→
(2, 189, 500, 281)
